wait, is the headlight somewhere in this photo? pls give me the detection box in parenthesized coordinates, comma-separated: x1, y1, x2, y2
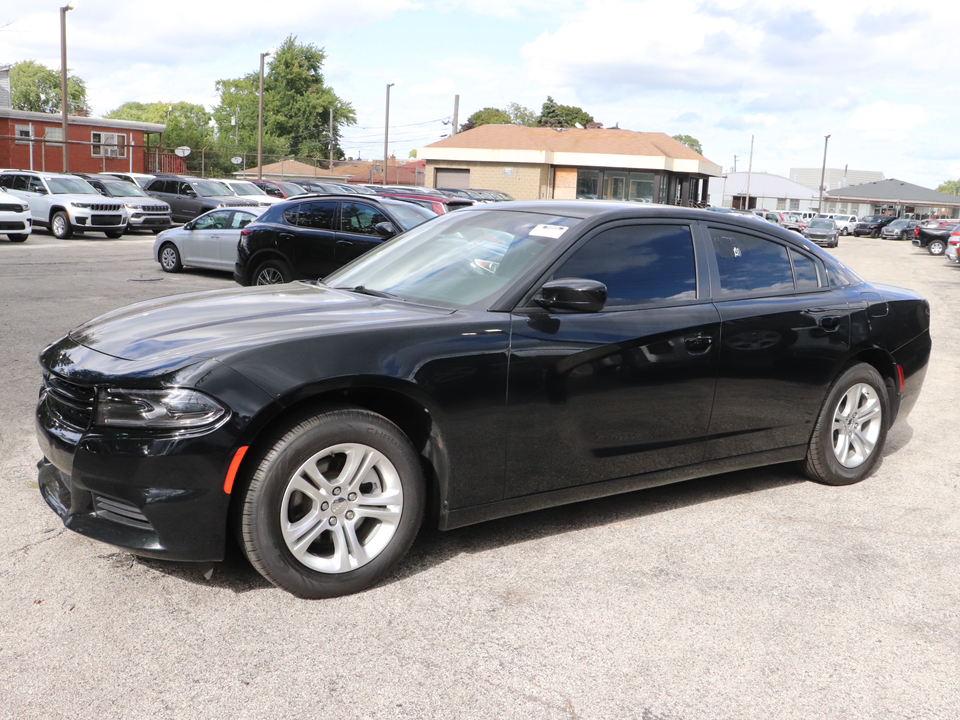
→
(95, 388, 228, 429)
(125, 203, 142, 210)
(70, 202, 93, 208)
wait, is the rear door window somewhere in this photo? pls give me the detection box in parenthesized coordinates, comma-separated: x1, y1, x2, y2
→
(295, 201, 337, 230)
(709, 227, 795, 297)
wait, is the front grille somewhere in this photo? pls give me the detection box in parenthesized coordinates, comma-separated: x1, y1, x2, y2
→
(141, 207, 169, 214)
(90, 203, 122, 212)
(140, 217, 169, 225)
(0, 203, 25, 212)
(91, 214, 124, 225)
(93, 495, 153, 530)
(43, 373, 95, 431)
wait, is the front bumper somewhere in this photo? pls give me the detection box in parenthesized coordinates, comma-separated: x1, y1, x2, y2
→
(34, 373, 254, 562)
(127, 212, 172, 229)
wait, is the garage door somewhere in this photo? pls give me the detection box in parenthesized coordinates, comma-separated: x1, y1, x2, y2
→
(436, 168, 470, 190)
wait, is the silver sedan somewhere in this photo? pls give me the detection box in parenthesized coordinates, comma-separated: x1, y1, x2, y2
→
(153, 206, 266, 273)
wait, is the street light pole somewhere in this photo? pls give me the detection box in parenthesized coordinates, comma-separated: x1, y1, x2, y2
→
(383, 83, 394, 186)
(59, 2, 75, 172)
(257, 49, 273, 180)
(818, 134, 831, 214)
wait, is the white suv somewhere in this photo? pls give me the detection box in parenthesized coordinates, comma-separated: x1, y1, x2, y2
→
(0, 185, 32, 242)
(829, 214, 858, 236)
(0, 171, 127, 239)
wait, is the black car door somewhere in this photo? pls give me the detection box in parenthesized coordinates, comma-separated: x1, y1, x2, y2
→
(279, 200, 339, 279)
(700, 222, 851, 460)
(504, 220, 721, 498)
(335, 201, 390, 267)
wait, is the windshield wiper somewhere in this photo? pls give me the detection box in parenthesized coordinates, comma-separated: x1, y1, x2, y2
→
(333, 285, 399, 299)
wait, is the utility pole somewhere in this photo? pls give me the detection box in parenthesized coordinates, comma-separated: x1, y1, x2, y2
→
(452, 95, 459, 135)
(59, 3, 75, 172)
(818, 134, 831, 213)
(329, 109, 334, 170)
(733, 155, 738, 173)
(744, 136, 754, 211)
(383, 83, 394, 186)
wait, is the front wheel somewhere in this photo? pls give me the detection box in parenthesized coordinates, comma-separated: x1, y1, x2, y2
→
(104, 229, 124, 239)
(870, 229, 880, 238)
(253, 259, 292, 285)
(7, 234, 28, 242)
(840, 227, 848, 236)
(803, 363, 888, 486)
(928, 239, 946, 255)
(159, 242, 182, 272)
(51, 211, 73, 239)
(238, 408, 426, 598)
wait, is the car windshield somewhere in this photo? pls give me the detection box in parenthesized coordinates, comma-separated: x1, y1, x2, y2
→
(103, 181, 148, 197)
(194, 180, 233, 197)
(46, 177, 98, 195)
(888, 220, 908, 228)
(228, 182, 268, 197)
(808, 219, 834, 229)
(326, 209, 583, 310)
(277, 182, 306, 195)
(380, 200, 437, 230)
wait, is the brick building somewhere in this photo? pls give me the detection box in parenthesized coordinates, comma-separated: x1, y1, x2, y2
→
(0, 107, 166, 175)
(418, 124, 722, 204)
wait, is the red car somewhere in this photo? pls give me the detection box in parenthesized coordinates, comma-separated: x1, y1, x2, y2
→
(251, 179, 307, 199)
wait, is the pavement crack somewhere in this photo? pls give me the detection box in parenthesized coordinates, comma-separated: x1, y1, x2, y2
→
(8, 528, 66, 556)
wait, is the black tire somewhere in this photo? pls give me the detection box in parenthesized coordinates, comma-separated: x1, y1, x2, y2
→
(158, 242, 182, 272)
(253, 259, 292, 285)
(104, 229, 124, 239)
(238, 408, 426, 598)
(51, 211, 73, 239)
(803, 363, 888, 486)
(150, 228, 163, 234)
(928, 239, 946, 256)
(7, 234, 28, 242)
(840, 227, 848, 236)
(870, 228, 879, 238)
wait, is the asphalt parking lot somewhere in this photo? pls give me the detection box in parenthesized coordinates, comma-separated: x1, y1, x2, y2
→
(1, 228, 958, 720)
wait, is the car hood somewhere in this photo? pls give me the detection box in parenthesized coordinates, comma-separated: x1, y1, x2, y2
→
(67, 282, 453, 363)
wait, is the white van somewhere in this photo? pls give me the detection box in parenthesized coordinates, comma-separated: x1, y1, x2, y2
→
(829, 214, 858, 235)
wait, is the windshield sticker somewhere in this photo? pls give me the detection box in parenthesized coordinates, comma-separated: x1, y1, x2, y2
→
(529, 224, 569, 239)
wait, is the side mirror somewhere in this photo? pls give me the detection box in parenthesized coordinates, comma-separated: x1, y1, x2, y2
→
(374, 221, 397, 238)
(35, 187, 48, 195)
(183, 189, 197, 197)
(534, 278, 607, 313)
(183, 221, 195, 230)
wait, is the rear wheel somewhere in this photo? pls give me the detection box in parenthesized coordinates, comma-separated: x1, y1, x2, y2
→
(51, 211, 73, 239)
(238, 408, 425, 598)
(254, 259, 292, 285)
(803, 363, 888, 486)
(159, 243, 182, 272)
(928, 239, 946, 255)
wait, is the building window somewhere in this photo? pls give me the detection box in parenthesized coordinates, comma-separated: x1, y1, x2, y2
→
(45, 127, 63, 146)
(628, 172, 655, 203)
(92, 132, 127, 158)
(789, 199, 800, 211)
(776, 198, 786, 211)
(576, 169, 599, 199)
(15, 125, 32, 144)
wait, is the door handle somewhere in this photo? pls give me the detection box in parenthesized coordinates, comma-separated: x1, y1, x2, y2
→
(684, 335, 713, 354)
(819, 316, 841, 331)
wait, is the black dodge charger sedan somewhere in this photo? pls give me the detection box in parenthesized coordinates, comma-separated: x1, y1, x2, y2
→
(36, 202, 931, 598)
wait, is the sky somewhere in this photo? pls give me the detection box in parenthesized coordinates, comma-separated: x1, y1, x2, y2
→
(3, 0, 957, 189)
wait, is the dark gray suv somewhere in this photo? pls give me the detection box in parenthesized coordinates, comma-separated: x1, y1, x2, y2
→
(144, 175, 257, 223)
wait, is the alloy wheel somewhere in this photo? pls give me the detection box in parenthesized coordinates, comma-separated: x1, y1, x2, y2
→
(831, 382, 882, 468)
(280, 443, 404, 574)
(256, 267, 285, 284)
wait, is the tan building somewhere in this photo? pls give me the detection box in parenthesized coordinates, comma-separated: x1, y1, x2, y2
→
(418, 124, 722, 205)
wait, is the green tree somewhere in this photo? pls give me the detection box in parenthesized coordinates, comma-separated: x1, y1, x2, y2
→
(672, 134, 703, 155)
(936, 179, 960, 196)
(536, 96, 593, 128)
(10, 60, 87, 114)
(506, 102, 538, 127)
(211, 35, 355, 168)
(459, 107, 512, 132)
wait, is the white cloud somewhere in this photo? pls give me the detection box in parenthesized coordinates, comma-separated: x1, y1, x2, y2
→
(409, 78, 457, 96)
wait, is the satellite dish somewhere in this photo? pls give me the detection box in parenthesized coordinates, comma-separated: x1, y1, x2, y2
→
(231, 156, 243, 164)
(174, 146, 191, 157)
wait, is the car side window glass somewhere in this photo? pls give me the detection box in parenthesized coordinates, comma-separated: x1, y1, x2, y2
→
(194, 211, 231, 230)
(551, 224, 698, 308)
(340, 202, 387, 235)
(28, 177, 45, 193)
(282, 206, 298, 225)
(790, 250, 820, 291)
(296, 201, 337, 230)
(179, 182, 194, 195)
(152, 180, 170, 193)
(710, 227, 794, 297)
(0, 175, 12, 189)
(232, 212, 253, 229)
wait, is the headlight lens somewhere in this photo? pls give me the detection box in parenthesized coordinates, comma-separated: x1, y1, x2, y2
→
(95, 388, 228, 429)
(71, 202, 92, 208)
(125, 203, 142, 210)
